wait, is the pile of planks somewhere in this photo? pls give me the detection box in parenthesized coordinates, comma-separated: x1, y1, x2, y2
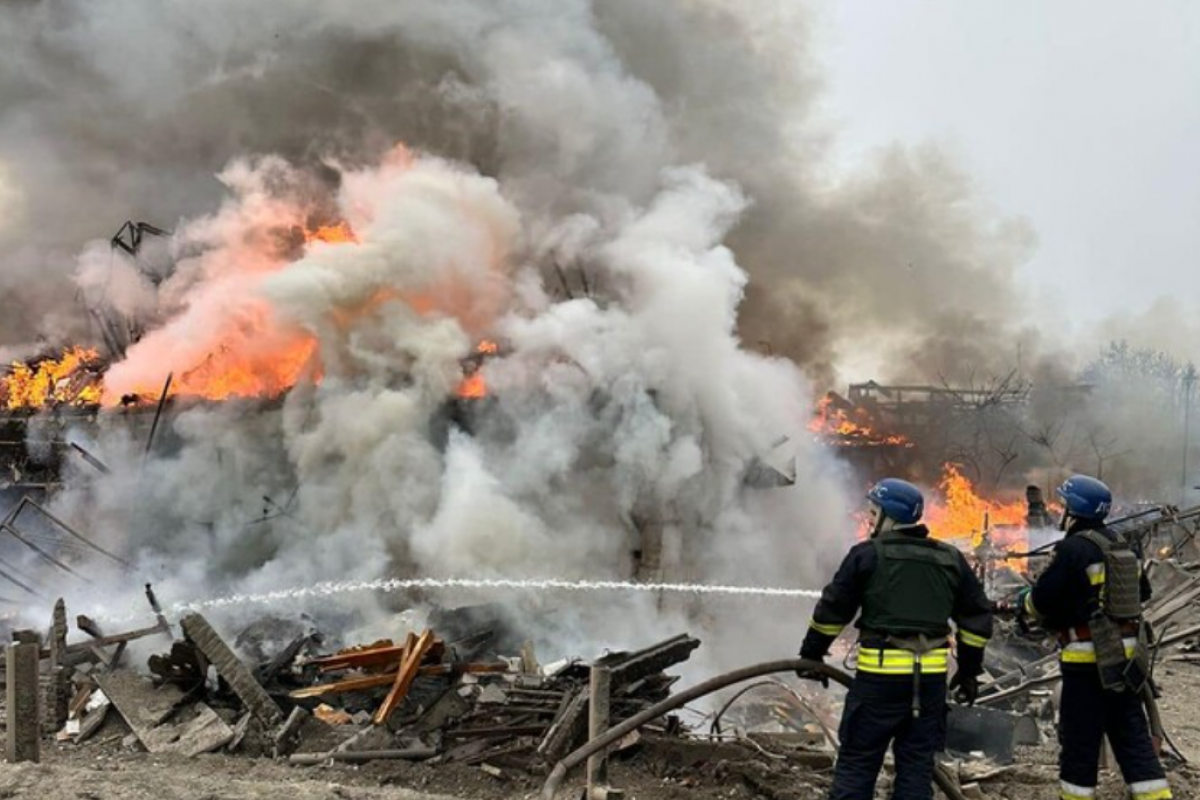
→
(2, 595, 702, 778)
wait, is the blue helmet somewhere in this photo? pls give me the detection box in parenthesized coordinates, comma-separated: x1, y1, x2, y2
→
(867, 478, 924, 525)
(1056, 474, 1112, 520)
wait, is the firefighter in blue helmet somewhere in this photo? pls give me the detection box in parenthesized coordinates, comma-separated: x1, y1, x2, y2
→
(1017, 475, 1172, 800)
(797, 478, 993, 800)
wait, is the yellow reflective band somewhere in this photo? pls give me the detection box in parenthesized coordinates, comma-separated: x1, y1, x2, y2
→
(1087, 563, 1106, 586)
(1131, 790, 1172, 800)
(1130, 779, 1171, 797)
(1060, 780, 1096, 800)
(959, 630, 989, 648)
(1061, 642, 1096, 663)
(1059, 641, 1137, 664)
(857, 648, 950, 675)
(808, 618, 845, 637)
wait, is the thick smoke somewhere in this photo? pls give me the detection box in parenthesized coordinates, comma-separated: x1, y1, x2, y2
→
(1, 0, 1042, 388)
(0, 0, 876, 665)
(4, 0, 1189, 662)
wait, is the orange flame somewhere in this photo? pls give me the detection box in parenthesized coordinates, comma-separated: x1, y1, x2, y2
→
(923, 464, 1029, 547)
(455, 340, 500, 399)
(854, 465, 1038, 574)
(1, 347, 104, 411)
(167, 336, 319, 404)
(809, 396, 910, 447)
(456, 373, 487, 399)
(305, 221, 358, 245)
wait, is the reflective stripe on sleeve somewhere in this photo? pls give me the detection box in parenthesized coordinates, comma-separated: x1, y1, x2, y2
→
(808, 618, 845, 637)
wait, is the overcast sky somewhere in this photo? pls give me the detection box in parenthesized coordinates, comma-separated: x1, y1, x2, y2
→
(814, 1, 1200, 326)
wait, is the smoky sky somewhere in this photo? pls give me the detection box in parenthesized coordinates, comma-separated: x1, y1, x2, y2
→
(0, 0, 1058, 388)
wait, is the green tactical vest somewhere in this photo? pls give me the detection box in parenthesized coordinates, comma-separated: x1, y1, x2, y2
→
(861, 533, 962, 637)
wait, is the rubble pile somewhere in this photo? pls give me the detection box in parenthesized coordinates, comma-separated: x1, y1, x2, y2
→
(0, 591, 707, 784)
(2, 497, 1200, 799)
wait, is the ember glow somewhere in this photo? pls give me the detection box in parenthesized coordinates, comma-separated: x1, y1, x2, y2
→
(1, 347, 104, 411)
(808, 395, 910, 447)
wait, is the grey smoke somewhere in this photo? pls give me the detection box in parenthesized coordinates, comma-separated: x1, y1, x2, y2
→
(2, 0, 1188, 666)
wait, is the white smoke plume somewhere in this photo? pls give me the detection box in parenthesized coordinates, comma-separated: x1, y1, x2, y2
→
(0, 0, 1110, 661)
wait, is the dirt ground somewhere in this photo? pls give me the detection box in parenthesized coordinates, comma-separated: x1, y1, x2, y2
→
(5, 664, 1200, 799)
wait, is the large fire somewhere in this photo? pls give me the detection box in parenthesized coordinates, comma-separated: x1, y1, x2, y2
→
(98, 221, 361, 406)
(809, 395, 910, 447)
(853, 463, 1039, 566)
(1, 347, 104, 411)
(2, 333, 500, 411)
(923, 464, 1030, 548)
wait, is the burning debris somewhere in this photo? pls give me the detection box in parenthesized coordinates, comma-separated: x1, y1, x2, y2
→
(0, 348, 105, 413)
(808, 393, 912, 449)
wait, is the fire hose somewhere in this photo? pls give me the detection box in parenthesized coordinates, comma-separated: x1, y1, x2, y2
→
(540, 658, 968, 800)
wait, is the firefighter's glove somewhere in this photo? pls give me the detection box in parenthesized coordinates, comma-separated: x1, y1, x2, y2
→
(949, 672, 979, 706)
(796, 648, 830, 688)
(1013, 587, 1034, 633)
(794, 665, 829, 689)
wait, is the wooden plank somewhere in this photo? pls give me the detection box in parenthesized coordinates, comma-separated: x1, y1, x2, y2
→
(288, 661, 509, 700)
(310, 642, 404, 673)
(374, 629, 435, 725)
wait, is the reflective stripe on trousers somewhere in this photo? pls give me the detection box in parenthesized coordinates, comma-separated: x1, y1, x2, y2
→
(1063, 778, 1173, 800)
(1060, 780, 1095, 799)
(1129, 778, 1173, 800)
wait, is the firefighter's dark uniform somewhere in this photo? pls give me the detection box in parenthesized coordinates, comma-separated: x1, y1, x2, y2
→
(1026, 519, 1171, 800)
(800, 525, 993, 800)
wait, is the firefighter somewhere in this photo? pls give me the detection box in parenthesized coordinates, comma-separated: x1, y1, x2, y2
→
(1018, 475, 1172, 800)
(797, 478, 993, 800)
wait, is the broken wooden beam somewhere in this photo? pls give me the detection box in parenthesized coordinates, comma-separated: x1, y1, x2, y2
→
(288, 746, 438, 766)
(445, 724, 549, 740)
(274, 706, 311, 758)
(288, 661, 510, 700)
(45, 616, 171, 664)
(538, 688, 590, 762)
(602, 633, 701, 690)
(181, 613, 283, 726)
(374, 629, 435, 725)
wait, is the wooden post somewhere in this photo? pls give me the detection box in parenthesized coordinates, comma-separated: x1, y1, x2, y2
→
(44, 598, 69, 733)
(7, 630, 42, 763)
(587, 665, 621, 800)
